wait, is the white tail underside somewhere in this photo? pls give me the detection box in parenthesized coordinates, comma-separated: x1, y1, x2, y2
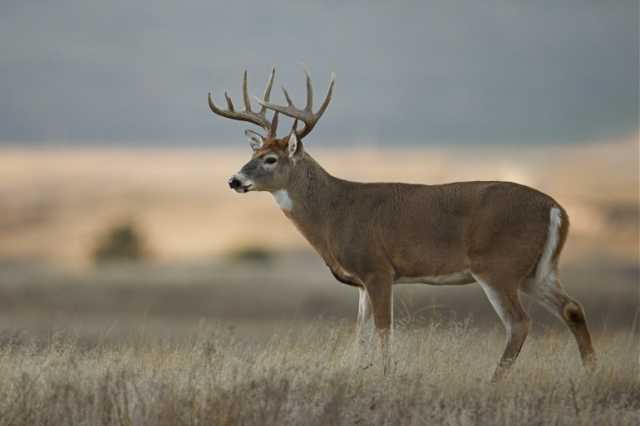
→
(535, 207, 562, 284)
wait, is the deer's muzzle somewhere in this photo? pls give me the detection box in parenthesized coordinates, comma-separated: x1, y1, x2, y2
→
(228, 174, 253, 193)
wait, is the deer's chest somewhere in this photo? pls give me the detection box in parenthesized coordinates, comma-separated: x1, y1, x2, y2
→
(319, 239, 368, 287)
(284, 208, 365, 287)
(326, 261, 361, 287)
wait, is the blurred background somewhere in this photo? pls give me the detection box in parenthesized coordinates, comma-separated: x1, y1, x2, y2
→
(0, 0, 637, 343)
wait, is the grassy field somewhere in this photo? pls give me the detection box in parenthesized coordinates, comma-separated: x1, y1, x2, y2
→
(0, 321, 637, 426)
(0, 254, 636, 425)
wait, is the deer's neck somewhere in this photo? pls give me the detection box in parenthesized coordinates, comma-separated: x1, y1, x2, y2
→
(272, 153, 344, 254)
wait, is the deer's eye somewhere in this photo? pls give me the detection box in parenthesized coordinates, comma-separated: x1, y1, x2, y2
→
(265, 157, 277, 165)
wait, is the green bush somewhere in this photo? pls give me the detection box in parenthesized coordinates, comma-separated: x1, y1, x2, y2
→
(227, 246, 274, 265)
(92, 221, 148, 265)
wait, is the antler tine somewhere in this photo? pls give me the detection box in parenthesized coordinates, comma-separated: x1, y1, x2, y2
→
(315, 72, 335, 121)
(281, 86, 294, 106)
(224, 92, 235, 111)
(245, 129, 262, 139)
(269, 112, 279, 138)
(259, 68, 275, 114)
(208, 92, 237, 119)
(242, 70, 252, 112)
(208, 69, 281, 135)
(304, 69, 313, 112)
(256, 70, 335, 140)
(254, 94, 310, 121)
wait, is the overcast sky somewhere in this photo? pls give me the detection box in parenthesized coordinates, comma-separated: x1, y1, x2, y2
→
(0, 0, 637, 146)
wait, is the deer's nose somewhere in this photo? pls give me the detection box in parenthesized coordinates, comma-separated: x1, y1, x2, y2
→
(228, 177, 242, 189)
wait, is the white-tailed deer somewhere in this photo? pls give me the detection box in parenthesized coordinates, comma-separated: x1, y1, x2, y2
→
(208, 68, 596, 380)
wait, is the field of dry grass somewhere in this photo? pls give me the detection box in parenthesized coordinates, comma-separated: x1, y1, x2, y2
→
(0, 321, 637, 426)
(0, 250, 636, 424)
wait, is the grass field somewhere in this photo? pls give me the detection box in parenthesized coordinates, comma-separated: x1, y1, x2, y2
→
(0, 321, 637, 426)
(0, 254, 636, 425)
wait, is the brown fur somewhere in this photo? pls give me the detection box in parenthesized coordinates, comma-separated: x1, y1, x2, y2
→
(281, 151, 553, 287)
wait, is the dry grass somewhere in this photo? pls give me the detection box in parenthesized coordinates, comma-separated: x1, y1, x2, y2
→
(0, 321, 636, 426)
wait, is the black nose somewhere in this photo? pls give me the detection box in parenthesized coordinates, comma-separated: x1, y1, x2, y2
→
(228, 177, 242, 189)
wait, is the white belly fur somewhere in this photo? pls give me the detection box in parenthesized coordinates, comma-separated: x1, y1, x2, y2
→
(395, 270, 474, 285)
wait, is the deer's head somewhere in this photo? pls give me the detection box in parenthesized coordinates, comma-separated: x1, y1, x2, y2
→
(208, 68, 334, 193)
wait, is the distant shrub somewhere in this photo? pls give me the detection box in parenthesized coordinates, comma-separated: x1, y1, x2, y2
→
(92, 221, 148, 265)
(227, 246, 274, 265)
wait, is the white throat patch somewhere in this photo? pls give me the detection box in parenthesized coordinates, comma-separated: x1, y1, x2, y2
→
(272, 190, 293, 210)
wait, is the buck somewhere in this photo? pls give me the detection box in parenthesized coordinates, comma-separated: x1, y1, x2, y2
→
(208, 68, 596, 380)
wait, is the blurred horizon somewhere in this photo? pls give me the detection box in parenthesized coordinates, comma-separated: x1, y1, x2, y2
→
(1, 136, 637, 269)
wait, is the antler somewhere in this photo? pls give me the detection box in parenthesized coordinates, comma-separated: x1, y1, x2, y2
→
(255, 70, 335, 140)
(208, 68, 279, 137)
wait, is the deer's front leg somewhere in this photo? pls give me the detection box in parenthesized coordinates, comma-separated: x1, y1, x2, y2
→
(364, 274, 394, 374)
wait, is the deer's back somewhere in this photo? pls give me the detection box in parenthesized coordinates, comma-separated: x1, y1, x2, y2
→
(337, 180, 565, 280)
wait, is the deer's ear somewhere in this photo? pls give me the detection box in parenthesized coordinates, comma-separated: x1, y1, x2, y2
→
(244, 130, 264, 151)
(288, 132, 302, 159)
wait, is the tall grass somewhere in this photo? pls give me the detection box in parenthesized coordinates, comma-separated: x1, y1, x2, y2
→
(0, 320, 637, 425)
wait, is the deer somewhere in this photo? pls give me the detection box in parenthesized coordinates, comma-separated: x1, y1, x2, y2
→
(207, 68, 596, 381)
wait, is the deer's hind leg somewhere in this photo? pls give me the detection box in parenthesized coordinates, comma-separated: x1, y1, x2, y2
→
(522, 272, 596, 367)
(472, 272, 530, 382)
